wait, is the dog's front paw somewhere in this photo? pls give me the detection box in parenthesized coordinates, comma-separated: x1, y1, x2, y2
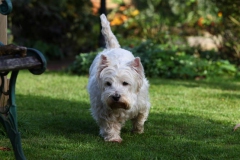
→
(104, 137, 122, 143)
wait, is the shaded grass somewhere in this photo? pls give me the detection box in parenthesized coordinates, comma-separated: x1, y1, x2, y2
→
(1, 71, 240, 159)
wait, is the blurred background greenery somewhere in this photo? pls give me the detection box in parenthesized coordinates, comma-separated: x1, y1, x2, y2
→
(8, 0, 240, 79)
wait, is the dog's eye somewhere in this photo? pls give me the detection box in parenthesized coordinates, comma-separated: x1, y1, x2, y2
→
(122, 82, 129, 86)
(106, 82, 111, 86)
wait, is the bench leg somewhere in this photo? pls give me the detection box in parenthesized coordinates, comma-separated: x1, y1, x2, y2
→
(0, 71, 26, 160)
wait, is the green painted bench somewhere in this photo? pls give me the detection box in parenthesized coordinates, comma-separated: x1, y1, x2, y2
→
(0, 44, 46, 160)
(0, 1, 47, 159)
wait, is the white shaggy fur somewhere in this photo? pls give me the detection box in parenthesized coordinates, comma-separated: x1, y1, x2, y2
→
(87, 14, 150, 142)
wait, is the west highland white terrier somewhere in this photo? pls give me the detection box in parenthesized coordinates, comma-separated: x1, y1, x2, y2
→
(87, 14, 150, 142)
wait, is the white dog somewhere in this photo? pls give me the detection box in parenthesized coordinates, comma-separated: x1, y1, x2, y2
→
(87, 14, 150, 142)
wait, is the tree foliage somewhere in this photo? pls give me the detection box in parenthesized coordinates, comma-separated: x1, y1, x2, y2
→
(10, 0, 98, 60)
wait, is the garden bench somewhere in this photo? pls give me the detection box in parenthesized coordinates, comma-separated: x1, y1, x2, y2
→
(0, 1, 46, 159)
(0, 0, 46, 160)
(0, 44, 46, 160)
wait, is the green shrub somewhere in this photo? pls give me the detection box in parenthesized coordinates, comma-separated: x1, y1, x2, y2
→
(68, 41, 237, 79)
(67, 50, 98, 75)
(128, 41, 237, 78)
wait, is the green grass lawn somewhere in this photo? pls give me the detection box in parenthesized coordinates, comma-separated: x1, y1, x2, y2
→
(1, 71, 240, 160)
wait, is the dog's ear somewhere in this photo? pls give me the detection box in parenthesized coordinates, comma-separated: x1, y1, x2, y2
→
(128, 57, 144, 91)
(128, 57, 144, 77)
(98, 54, 109, 77)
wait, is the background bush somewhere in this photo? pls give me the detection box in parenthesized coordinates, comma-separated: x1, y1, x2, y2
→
(68, 40, 237, 79)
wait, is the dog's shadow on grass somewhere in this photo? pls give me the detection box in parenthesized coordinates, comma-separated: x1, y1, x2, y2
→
(15, 94, 98, 139)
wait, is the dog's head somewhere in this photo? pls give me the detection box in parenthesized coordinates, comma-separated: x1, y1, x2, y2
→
(97, 52, 144, 110)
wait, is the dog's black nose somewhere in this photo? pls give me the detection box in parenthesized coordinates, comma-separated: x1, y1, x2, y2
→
(112, 94, 121, 101)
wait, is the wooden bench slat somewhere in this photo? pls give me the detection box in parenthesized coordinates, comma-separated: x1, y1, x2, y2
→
(0, 56, 42, 72)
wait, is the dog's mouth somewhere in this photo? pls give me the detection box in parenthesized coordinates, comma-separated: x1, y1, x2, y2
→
(108, 101, 130, 110)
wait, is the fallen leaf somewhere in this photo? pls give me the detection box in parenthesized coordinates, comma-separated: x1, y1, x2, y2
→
(0, 147, 11, 151)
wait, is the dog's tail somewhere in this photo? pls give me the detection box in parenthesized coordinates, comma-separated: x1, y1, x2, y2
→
(100, 14, 120, 49)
